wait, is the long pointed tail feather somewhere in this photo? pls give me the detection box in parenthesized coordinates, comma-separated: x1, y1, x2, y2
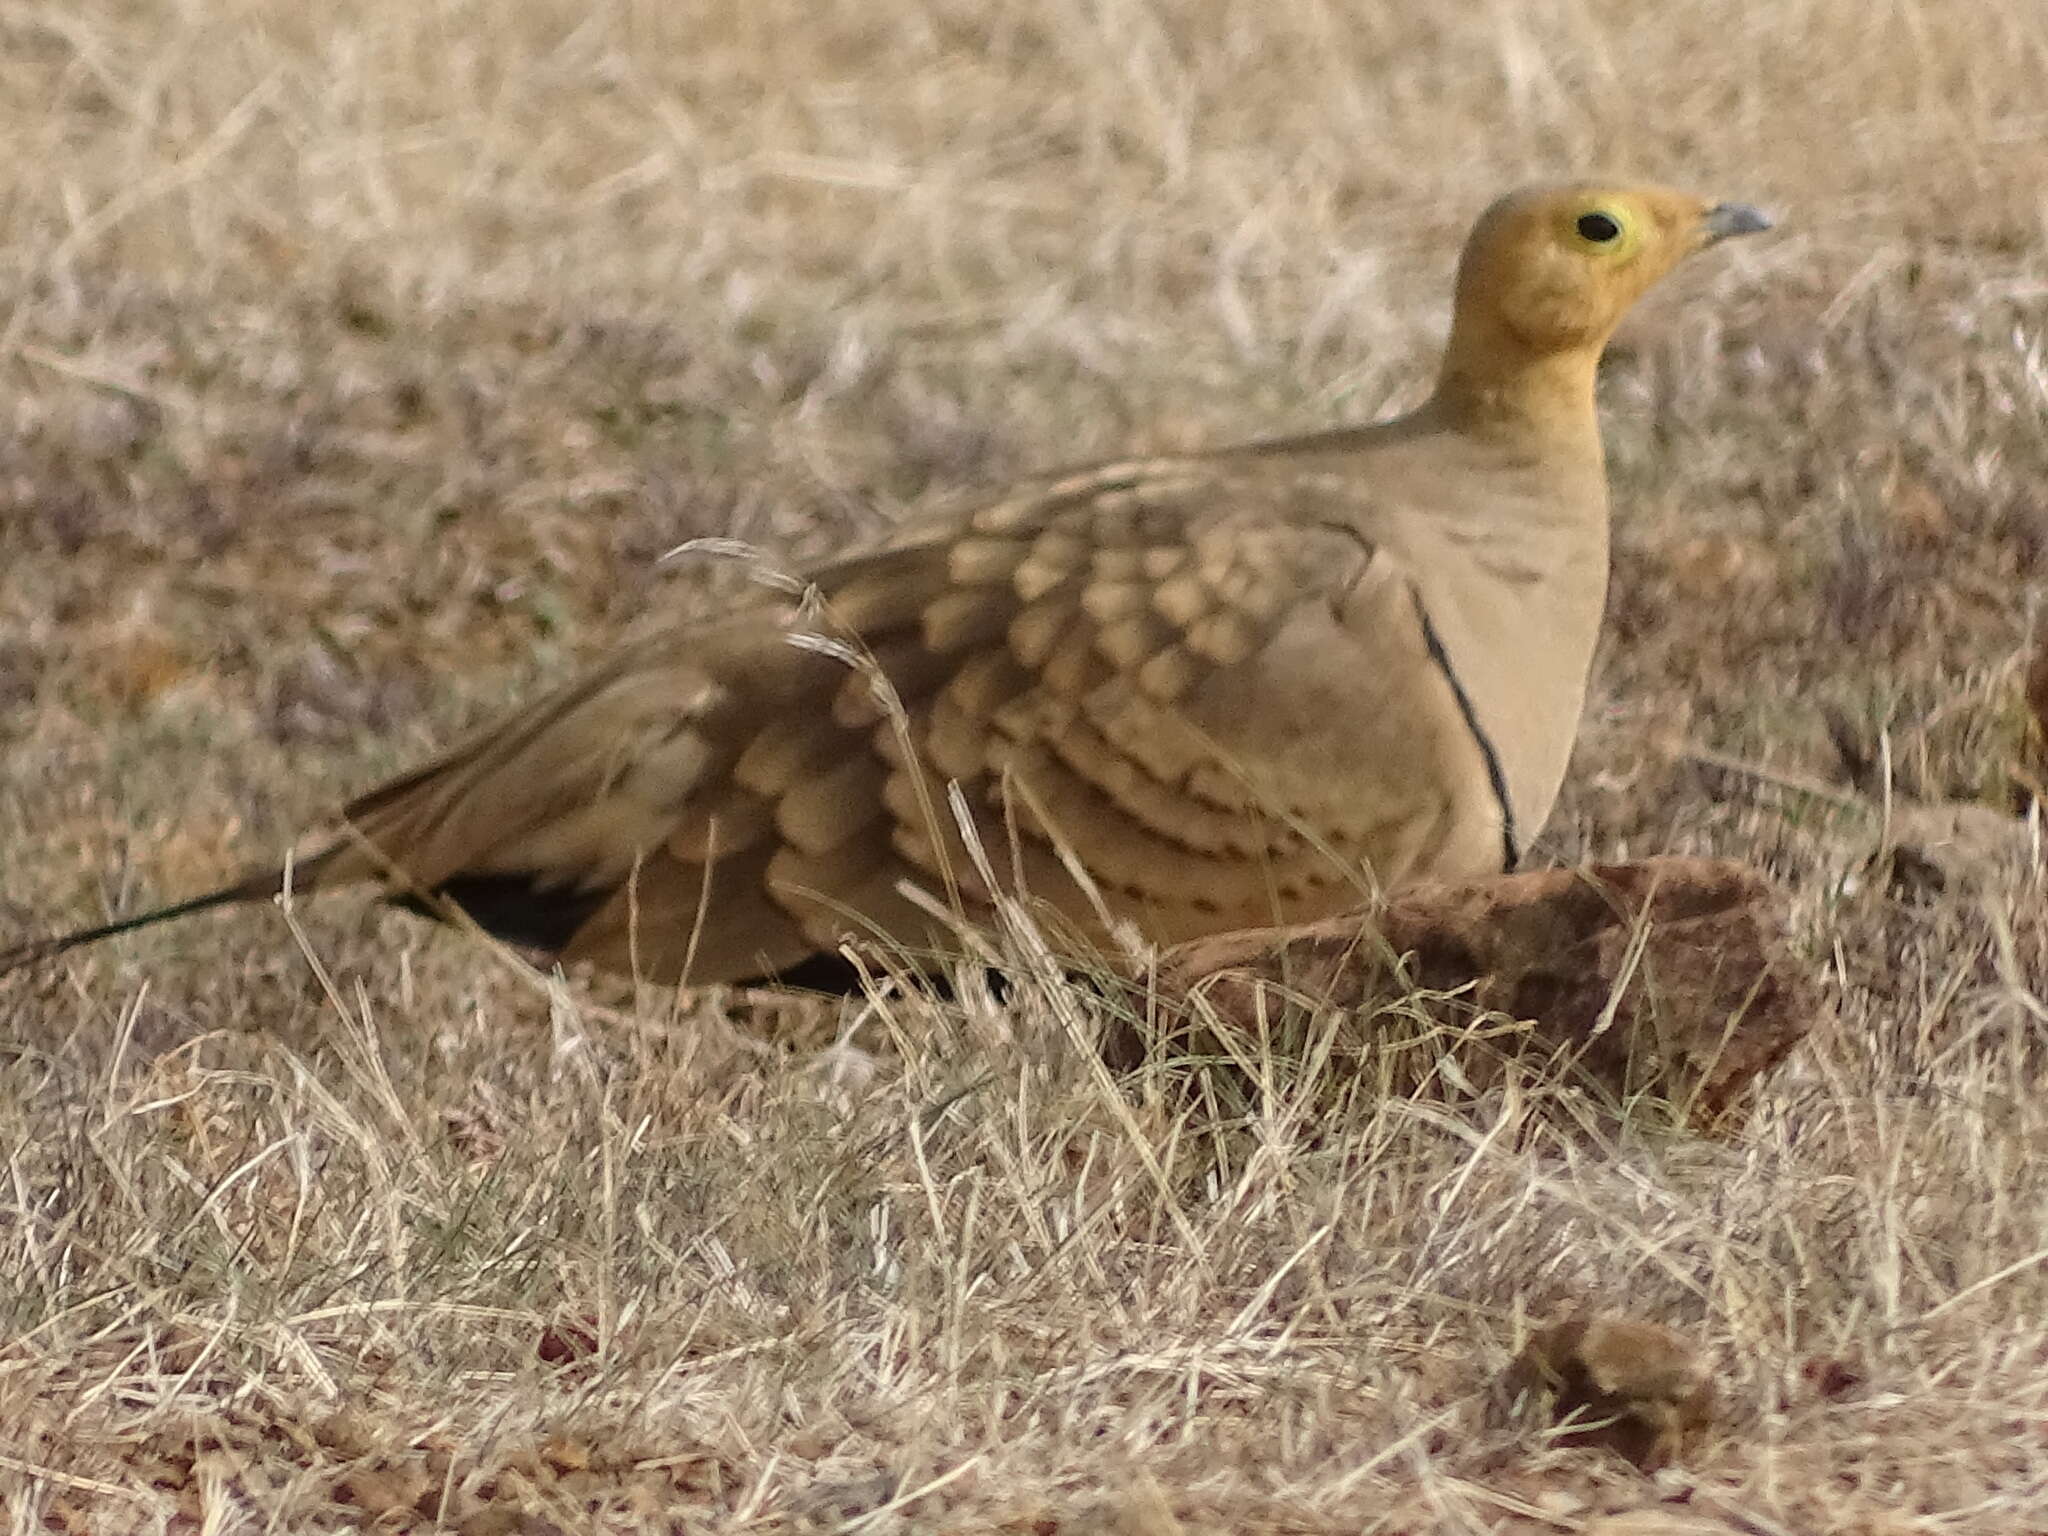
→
(0, 872, 285, 977)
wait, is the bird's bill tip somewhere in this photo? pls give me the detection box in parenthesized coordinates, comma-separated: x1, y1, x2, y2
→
(1702, 202, 1773, 243)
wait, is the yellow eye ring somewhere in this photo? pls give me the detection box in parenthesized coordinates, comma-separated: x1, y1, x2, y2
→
(1566, 204, 1641, 259)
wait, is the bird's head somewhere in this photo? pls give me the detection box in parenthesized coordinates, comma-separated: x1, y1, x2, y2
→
(1451, 181, 1772, 357)
(1429, 181, 1771, 436)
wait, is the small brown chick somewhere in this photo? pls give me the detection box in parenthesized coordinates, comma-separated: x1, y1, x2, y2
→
(1500, 1314, 1717, 1470)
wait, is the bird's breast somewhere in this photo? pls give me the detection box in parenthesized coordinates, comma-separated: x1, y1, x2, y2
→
(1402, 510, 1609, 847)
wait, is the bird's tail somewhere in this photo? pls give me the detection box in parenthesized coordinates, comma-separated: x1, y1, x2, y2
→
(0, 867, 302, 978)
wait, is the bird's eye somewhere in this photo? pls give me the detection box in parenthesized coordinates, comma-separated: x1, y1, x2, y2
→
(1576, 211, 1623, 244)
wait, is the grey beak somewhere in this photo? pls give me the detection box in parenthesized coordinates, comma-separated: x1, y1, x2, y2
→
(1703, 202, 1773, 243)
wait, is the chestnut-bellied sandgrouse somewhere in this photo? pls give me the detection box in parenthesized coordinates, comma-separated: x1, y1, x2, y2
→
(1, 184, 1772, 987)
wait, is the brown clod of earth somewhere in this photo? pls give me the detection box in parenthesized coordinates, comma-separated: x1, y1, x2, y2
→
(1126, 856, 1819, 1128)
(1501, 1315, 1718, 1471)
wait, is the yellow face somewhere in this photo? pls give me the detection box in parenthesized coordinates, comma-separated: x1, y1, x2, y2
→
(1454, 182, 1771, 355)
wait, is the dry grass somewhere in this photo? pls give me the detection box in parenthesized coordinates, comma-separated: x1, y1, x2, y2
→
(3, 0, 2048, 1529)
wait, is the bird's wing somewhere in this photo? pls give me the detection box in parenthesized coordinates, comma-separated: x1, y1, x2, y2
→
(4, 454, 1513, 985)
(864, 456, 1517, 950)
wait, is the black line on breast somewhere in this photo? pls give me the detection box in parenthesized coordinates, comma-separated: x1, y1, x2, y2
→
(1410, 593, 1521, 871)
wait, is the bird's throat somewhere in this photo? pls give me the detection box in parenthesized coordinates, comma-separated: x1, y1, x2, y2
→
(1425, 344, 1606, 460)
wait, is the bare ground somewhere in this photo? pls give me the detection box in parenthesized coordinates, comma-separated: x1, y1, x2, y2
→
(2, 0, 2047, 1530)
